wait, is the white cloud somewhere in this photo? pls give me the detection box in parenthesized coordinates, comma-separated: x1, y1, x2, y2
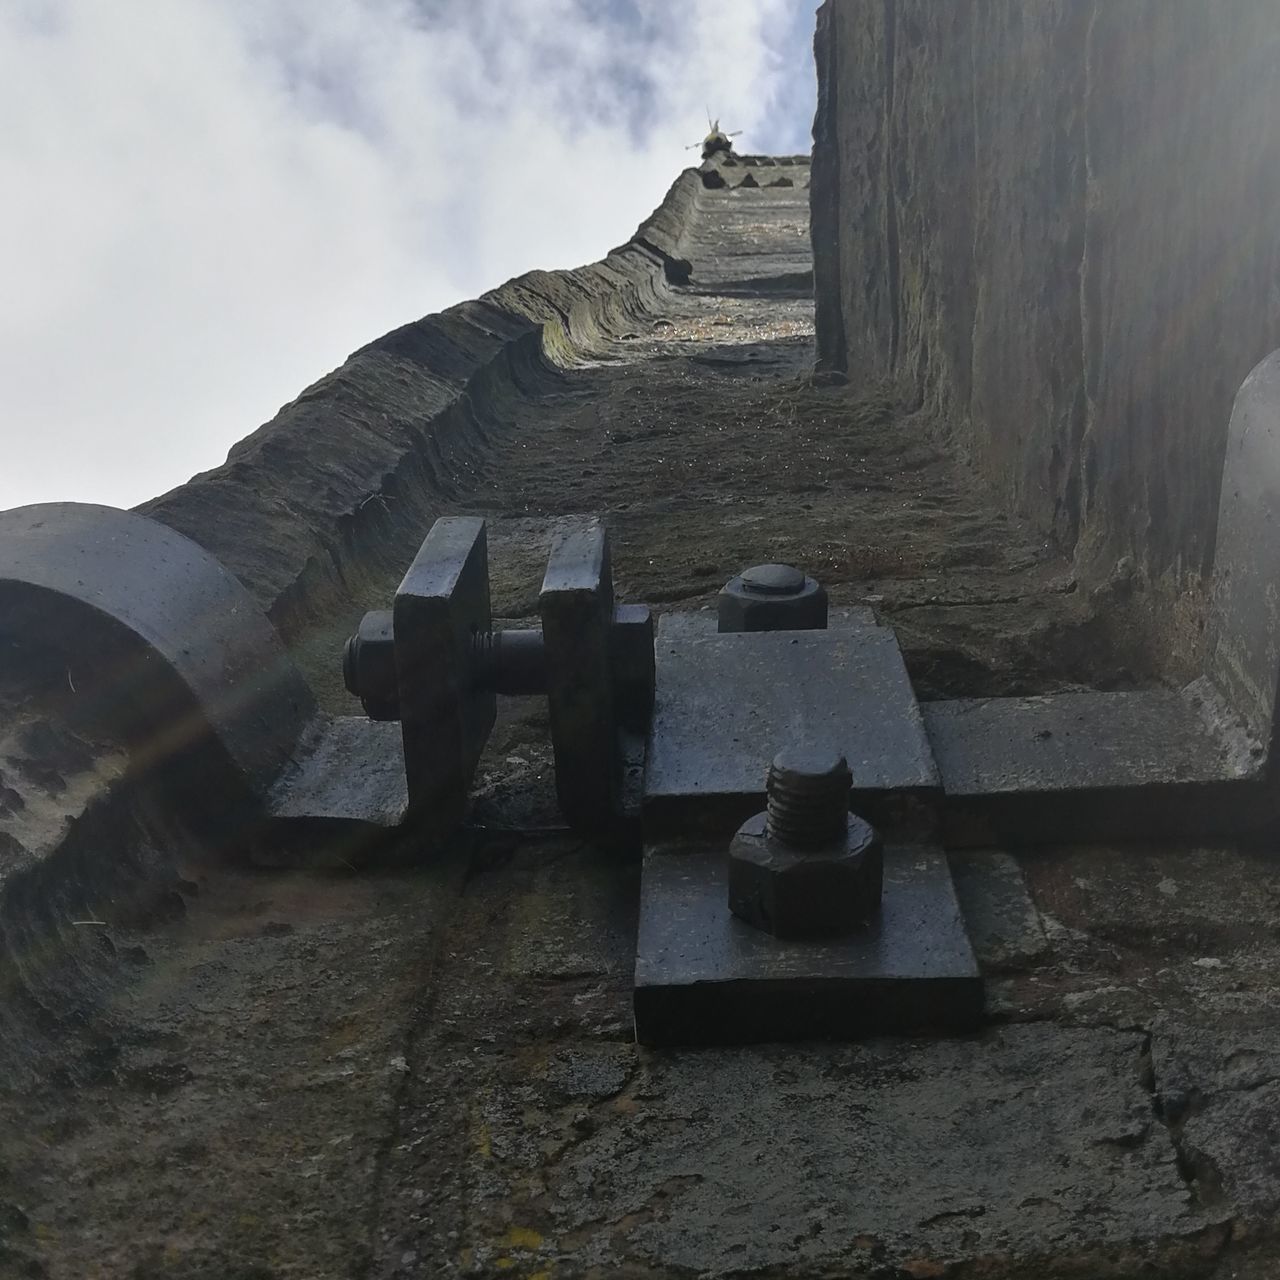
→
(0, 0, 815, 510)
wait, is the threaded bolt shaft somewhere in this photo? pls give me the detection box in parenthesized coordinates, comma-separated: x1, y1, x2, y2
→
(470, 627, 546, 696)
(765, 748, 853, 848)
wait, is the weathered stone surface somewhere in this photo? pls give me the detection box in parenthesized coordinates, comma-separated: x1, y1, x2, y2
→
(0, 666, 181, 1091)
(139, 172, 705, 640)
(812, 0, 1280, 658)
(1153, 1017, 1280, 1224)
(502, 846, 638, 983)
(366, 831, 1258, 1278)
(1008, 844, 1280, 1035)
(950, 849, 1048, 971)
(0, 859, 460, 1279)
(451, 1024, 1213, 1276)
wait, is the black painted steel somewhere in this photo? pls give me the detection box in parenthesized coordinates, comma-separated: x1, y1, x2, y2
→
(634, 842, 982, 1045)
(726, 748, 883, 939)
(265, 716, 408, 855)
(765, 748, 854, 847)
(343, 610, 398, 720)
(610, 603, 656, 734)
(728, 810, 883, 939)
(472, 628, 546, 696)
(540, 519, 619, 836)
(337, 515, 657, 844)
(922, 689, 1264, 845)
(644, 621, 940, 837)
(394, 516, 495, 829)
(717, 562, 828, 633)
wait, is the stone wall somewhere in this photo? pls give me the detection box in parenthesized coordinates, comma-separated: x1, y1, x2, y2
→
(812, 0, 1280, 643)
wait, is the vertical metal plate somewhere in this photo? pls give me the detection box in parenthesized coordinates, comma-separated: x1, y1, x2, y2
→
(394, 516, 495, 832)
(540, 519, 618, 835)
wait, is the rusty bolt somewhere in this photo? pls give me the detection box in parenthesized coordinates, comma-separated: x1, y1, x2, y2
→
(717, 563, 828, 633)
(728, 747, 883, 939)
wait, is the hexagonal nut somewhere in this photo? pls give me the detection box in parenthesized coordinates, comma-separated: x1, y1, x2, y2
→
(728, 812, 883, 939)
(717, 563, 828, 633)
(342, 609, 400, 721)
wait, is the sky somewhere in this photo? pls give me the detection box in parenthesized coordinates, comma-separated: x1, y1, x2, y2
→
(0, 0, 818, 512)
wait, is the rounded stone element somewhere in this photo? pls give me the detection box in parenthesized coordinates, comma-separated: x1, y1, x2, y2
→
(729, 749, 882, 939)
(343, 609, 400, 721)
(717, 563, 828, 633)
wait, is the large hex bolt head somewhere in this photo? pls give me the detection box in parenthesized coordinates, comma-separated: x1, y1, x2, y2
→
(728, 748, 883, 939)
(342, 609, 400, 721)
(717, 563, 828, 633)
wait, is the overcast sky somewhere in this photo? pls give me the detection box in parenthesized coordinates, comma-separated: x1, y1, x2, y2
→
(1, 1, 817, 512)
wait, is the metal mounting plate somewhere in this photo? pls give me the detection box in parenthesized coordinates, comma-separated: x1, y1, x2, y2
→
(925, 688, 1255, 794)
(540, 519, 618, 835)
(394, 516, 495, 829)
(643, 618, 940, 836)
(633, 842, 982, 1046)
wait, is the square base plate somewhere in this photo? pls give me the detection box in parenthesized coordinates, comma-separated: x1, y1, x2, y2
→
(634, 843, 982, 1046)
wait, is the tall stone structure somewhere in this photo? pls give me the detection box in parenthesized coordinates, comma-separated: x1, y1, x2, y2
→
(8, 24, 1280, 1276)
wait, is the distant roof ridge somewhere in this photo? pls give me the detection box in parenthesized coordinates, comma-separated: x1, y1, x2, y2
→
(697, 151, 812, 192)
(705, 152, 811, 168)
(738, 152, 810, 164)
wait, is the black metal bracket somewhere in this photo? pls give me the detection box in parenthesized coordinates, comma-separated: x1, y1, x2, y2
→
(344, 516, 655, 844)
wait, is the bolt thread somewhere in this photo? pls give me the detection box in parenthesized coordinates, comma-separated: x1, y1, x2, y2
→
(342, 634, 359, 698)
(471, 628, 546, 696)
(471, 628, 496, 673)
(765, 755, 852, 848)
